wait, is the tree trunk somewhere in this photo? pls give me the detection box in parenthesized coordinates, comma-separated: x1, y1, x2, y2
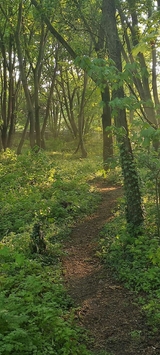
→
(1, 126, 7, 151)
(77, 72, 88, 158)
(7, 110, 15, 148)
(101, 86, 113, 169)
(0, 134, 3, 152)
(95, 11, 113, 167)
(58, 68, 78, 138)
(103, 0, 144, 232)
(33, 24, 46, 148)
(41, 51, 58, 147)
(17, 115, 30, 155)
(34, 71, 41, 147)
(0, 36, 7, 150)
(15, 1, 35, 149)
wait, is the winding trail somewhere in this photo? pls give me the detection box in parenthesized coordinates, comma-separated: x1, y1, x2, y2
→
(62, 182, 160, 355)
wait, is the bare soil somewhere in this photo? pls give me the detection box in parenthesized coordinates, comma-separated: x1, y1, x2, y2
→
(62, 181, 160, 355)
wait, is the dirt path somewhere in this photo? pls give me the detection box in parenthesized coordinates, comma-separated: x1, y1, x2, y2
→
(62, 182, 160, 355)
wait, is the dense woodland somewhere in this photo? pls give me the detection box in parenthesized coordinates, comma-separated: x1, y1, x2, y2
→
(1, 0, 160, 354)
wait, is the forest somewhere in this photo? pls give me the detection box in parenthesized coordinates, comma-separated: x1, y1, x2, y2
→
(0, 0, 160, 354)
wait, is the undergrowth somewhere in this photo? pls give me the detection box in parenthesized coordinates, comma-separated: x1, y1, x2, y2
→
(0, 149, 100, 238)
(0, 243, 91, 355)
(98, 197, 160, 331)
(0, 148, 102, 355)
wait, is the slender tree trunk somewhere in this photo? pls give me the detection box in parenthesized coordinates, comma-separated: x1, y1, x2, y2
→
(33, 24, 46, 148)
(34, 71, 41, 147)
(101, 86, 113, 169)
(103, 0, 144, 232)
(0, 36, 7, 150)
(0, 134, 2, 151)
(76, 72, 87, 158)
(77, 115, 87, 158)
(0, 31, 20, 150)
(7, 99, 16, 148)
(15, 1, 35, 148)
(41, 52, 58, 147)
(95, 12, 113, 167)
(17, 115, 30, 155)
(58, 68, 78, 138)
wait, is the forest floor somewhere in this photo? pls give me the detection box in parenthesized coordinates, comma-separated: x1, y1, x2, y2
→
(62, 180, 160, 355)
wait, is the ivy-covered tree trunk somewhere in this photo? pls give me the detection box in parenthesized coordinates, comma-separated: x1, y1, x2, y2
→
(103, 0, 144, 231)
(117, 105, 144, 230)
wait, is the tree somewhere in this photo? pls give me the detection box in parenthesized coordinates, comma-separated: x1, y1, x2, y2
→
(55, 63, 99, 157)
(15, 1, 50, 149)
(117, 0, 160, 136)
(40, 43, 59, 147)
(100, 0, 144, 231)
(0, 2, 20, 150)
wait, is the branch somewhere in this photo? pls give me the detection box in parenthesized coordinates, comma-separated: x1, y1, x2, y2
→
(31, 0, 77, 60)
(126, 82, 157, 129)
